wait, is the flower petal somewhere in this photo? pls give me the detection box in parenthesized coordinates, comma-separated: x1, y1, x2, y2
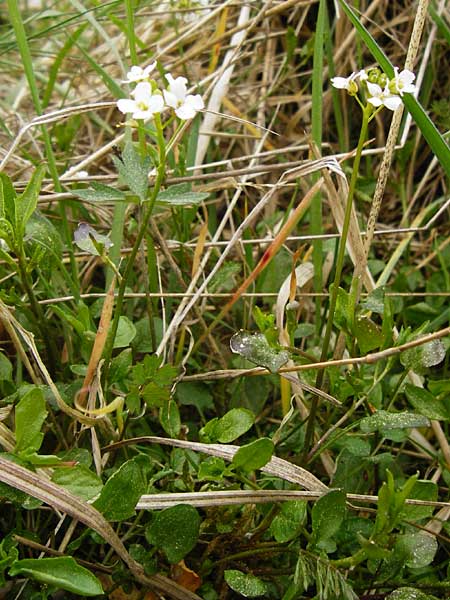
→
(187, 94, 204, 110)
(383, 95, 402, 111)
(175, 103, 197, 120)
(331, 76, 351, 89)
(163, 90, 179, 108)
(117, 98, 137, 114)
(367, 96, 383, 107)
(166, 74, 188, 101)
(366, 82, 382, 97)
(147, 94, 165, 113)
(143, 61, 157, 77)
(132, 81, 153, 100)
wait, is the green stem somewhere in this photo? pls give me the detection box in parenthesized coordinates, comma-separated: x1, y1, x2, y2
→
(17, 251, 57, 365)
(331, 548, 367, 569)
(303, 103, 371, 461)
(103, 114, 166, 376)
(7, 1, 79, 299)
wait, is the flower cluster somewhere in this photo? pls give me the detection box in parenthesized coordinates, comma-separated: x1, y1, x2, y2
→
(331, 67, 416, 111)
(117, 62, 204, 121)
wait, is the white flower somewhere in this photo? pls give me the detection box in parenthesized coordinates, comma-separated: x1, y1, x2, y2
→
(331, 72, 358, 90)
(390, 67, 416, 96)
(366, 82, 402, 111)
(163, 73, 204, 119)
(117, 81, 164, 120)
(123, 62, 156, 83)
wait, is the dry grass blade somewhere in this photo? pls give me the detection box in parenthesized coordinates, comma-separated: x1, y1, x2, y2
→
(135, 489, 450, 511)
(104, 436, 328, 492)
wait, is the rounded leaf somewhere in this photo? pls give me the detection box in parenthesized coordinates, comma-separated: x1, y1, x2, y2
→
(214, 408, 254, 443)
(232, 438, 274, 471)
(146, 504, 200, 564)
(224, 570, 268, 597)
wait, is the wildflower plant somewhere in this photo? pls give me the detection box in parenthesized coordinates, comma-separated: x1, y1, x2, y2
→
(101, 64, 205, 366)
(304, 66, 417, 454)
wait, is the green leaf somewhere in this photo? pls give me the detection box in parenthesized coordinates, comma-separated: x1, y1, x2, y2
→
(0, 217, 15, 248)
(0, 172, 17, 224)
(360, 410, 430, 434)
(15, 387, 47, 455)
(176, 381, 214, 416)
(112, 141, 150, 201)
(51, 465, 103, 501)
(0, 352, 13, 381)
(109, 348, 132, 383)
(270, 501, 306, 543)
(354, 316, 384, 353)
(387, 588, 439, 600)
(198, 456, 228, 481)
(213, 408, 254, 443)
(230, 331, 289, 373)
(395, 532, 438, 568)
(9, 557, 103, 596)
(374, 471, 418, 536)
(74, 182, 127, 203)
(159, 399, 181, 438)
(25, 212, 63, 263)
(338, 0, 450, 181)
(232, 438, 274, 471)
(310, 489, 347, 552)
(361, 286, 385, 314)
(401, 339, 446, 374)
(156, 183, 209, 206)
(401, 479, 438, 522)
(146, 504, 200, 564)
(113, 316, 136, 348)
(93, 457, 146, 521)
(142, 382, 170, 407)
(224, 570, 268, 598)
(404, 384, 449, 421)
(16, 165, 45, 235)
(333, 286, 351, 332)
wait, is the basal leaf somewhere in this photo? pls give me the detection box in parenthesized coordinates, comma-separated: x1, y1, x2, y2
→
(15, 387, 47, 455)
(360, 410, 430, 434)
(146, 504, 200, 564)
(17, 165, 45, 235)
(310, 489, 347, 552)
(93, 457, 146, 521)
(9, 557, 103, 597)
(404, 384, 449, 421)
(232, 437, 274, 471)
(213, 408, 254, 443)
